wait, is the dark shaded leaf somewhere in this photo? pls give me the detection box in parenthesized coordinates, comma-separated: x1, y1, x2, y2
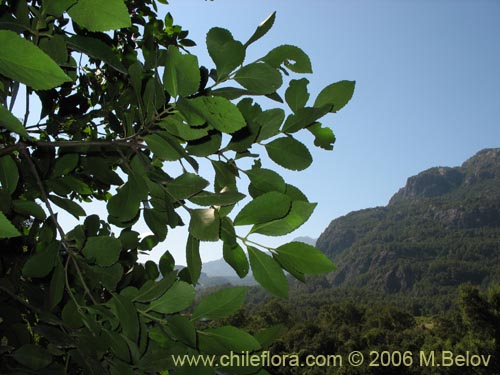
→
(192, 287, 247, 321)
(265, 137, 312, 171)
(314, 80, 356, 112)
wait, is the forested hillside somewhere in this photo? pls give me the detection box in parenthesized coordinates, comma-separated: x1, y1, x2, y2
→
(313, 148, 500, 313)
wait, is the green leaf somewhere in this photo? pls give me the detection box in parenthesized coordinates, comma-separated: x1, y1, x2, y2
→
(189, 208, 220, 242)
(274, 241, 335, 274)
(12, 199, 47, 221)
(223, 243, 249, 278)
(178, 97, 246, 134)
(314, 80, 356, 112)
(192, 287, 247, 321)
(248, 246, 288, 298)
(234, 191, 291, 226)
(282, 106, 330, 133)
(255, 108, 285, 142)
(262, 44, 312, 73)
(285, 78, 310, 113)
(82, 236, 122, 267)
(234, 62, 282, 95)
(244, 11, 276, 48)
(144, 133, 182, 161)
(107, 183, 140, 221)
(90, 263, 123, 291)
(265, 137, 312, 171)
(251, 201, 316, 236)
(0, 155, 18, 194)
(167, 315, 196, 348)
(186, 234, 201, 284)
(186, 132, 222, 157)
(254, 324, 285, 348)
(198, 326, 261, 355)
(247, 168, 286, 197)
(13, 344, 52, 370)
(0, 30, 71, 90)
(166, 173, 209, 201)
(68, 0, 131, 32)
(0, 211, 20, 238)
(68, 35, 127, 74)
(159, 114, 209, 141)
(146, 281, 195, 314)
(164, 46, 200, 97)
(134, 271, 177, 302)
(42, 0, 76, 17)
(206, 27, 245, 80)
(0, 103, 28, 137)
(110, 294, 139, 342)
(49, 258, 65, 310)
(189, 191, 245, 207)
(308, 122, 336, 150)
(49, 195, 86, 219)
(22, 241, 59, 278)
(51, 153, 79, 177)
(159, 251, 175, 277)
(143, 208, 168, 242)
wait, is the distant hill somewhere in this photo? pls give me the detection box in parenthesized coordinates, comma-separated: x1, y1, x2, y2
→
(314, 148, 500, 311)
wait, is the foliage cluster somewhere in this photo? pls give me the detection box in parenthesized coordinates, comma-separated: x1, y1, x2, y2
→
(0, 0, 354, 373)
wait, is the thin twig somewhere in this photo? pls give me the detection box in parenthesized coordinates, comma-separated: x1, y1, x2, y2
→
(23, 88, 30, 127)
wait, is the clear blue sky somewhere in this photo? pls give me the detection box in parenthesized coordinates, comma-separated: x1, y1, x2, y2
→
(153, 0, 500, 263)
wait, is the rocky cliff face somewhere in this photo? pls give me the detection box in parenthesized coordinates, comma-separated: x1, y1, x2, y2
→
(316, 148, 500, 295)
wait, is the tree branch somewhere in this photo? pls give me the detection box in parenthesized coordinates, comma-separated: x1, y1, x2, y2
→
(0, 139, 145, 158)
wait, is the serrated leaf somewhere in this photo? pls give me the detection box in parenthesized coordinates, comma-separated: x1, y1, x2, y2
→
(107, 183, 140, 221)
(167, 315, 196, 348)
(51, 153, 79, 177)
(252, 201, 317, 236)
(0, 211, 20, 238)
(13, 344, 52, 370)
(178, 96, 246, 134)
(244, 11, 276, 48)
(192, 287, 247, 321)
(0, 155, 18, 194)
(68, 0, 131, 32)
(234, 62, 282, 94)
(206, 27, 245, 80)
(246, 168, 286, 197)
(0, 103, 28, 137)
(43, 0, 76, 17)
(143, 208, 168, 242)
(248, 246, 288, 298)
(308, 122, 336, 150)
(186, 234, 201, 284)
(134, 271, 177, 302)
(234, 191, 291, 226)
(282, 105, 330, 133)
(82, 236, 122, 267)
(285, 78, 309, 113)
(189, 191, 245, 207)
(274, 241, 335, 274)
(314, 80, 356, 112)
(265, 137, 312, 171)
(110, 294, 139, 342)
(186, 132, 222, 157)
(145, 133, 182, 161)
(198, 326, 261, 355)
(0, 30, 71, 90)
(189, 208, 220, 241)
(146, 281, 195, 314)
(68, 35, 127, 74)
(255, 108, 285, 142)
(223, 242, 249, 278)
(166, 173, 209, 201)
(262, 44, 312, 73)
(22, 241, 59, 278)
(49, 258, 65, 310)
(48, 195, 86, 219)
(164, 45, 200, 97)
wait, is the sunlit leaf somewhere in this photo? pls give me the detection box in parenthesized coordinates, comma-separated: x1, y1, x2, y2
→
(265, 137, 312, 171)
(192, 287, 248, 321)
(248, 246, 288, 298)
(234, 62, 282, 94)
(314, 80, 356, 112)
(68, 0, 131, 32)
